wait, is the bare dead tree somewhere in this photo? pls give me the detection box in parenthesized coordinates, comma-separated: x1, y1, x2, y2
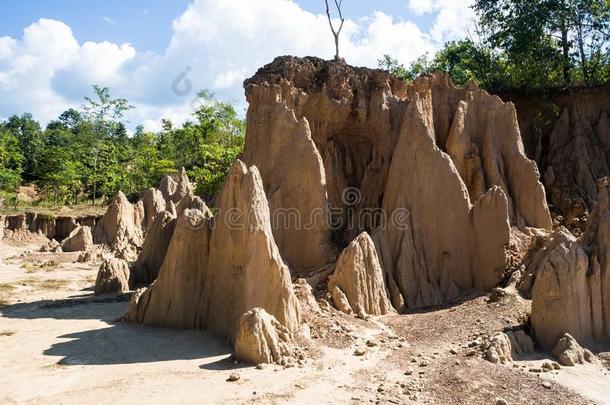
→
(325, 0, 345, 60)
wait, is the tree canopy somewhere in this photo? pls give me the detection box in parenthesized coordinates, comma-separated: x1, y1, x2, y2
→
(0, 86, 245, 206)
(380, 0, 609, 91)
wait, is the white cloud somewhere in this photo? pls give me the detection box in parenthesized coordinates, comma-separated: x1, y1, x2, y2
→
(0, 0, 473, 129)
(408, 0, 476, 42)
(0, 18, 136, 123)
(409, 0, 435, 15)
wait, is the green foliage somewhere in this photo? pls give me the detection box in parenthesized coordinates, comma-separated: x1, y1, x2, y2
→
(173, 90, 245, 198)
(380, 1, 609, 92)
(2, 113, 43, 182)
(474, 0, 609, 88)
(0, 86, 245, 206)
(0, 127, 23, 191)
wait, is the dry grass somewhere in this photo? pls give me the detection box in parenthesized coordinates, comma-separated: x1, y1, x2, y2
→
(0, 191, 107, 217)
(21, 260, 60, 273)
(0, 330, 16, 336)
(20, 278, 71, 290)
(0, 203, 107, 217)
(0, 283, 16, 293)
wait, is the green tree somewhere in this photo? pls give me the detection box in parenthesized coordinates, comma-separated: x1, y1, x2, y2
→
(474, 0, 610, 87)
(0, 127, 24, 191)
(81, 85, 135, 204)
(3, 113, 43, 182)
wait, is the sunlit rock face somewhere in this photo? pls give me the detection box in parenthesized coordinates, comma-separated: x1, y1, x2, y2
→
(243, 56, 551, 308)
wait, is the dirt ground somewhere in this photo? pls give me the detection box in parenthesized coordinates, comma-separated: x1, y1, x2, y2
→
(1, 240, 609, 404)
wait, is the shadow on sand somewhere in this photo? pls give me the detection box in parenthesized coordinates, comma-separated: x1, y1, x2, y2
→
(1, 292, 247, 369)
(44, 321, 236, 367)
(0, 293, 130, 321)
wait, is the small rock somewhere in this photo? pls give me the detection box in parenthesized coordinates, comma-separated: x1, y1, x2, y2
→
(354, 348, 366, 356)
(529, 368, 542, 373)
(256, 363, 267, 370)
(366, 340, 377, 347)
(466, 350, 477, 357)
(227, 373, 240, 382)
(404, 369, 413, 376)
(496, 398, 508, 405)
(449, 349, 457, 355)
(541, 381, 552, 389)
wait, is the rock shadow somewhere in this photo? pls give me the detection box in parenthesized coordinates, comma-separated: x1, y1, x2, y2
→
(44, 322, 233, 366)
(0, 293, 130, 321)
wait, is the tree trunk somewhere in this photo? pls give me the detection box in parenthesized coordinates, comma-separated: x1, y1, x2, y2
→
(576, 17, 588, 83)
(561, 22, 571, 85)
(334, 34, 340, 60)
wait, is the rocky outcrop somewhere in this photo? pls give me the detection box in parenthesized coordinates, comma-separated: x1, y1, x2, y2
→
(40, 239, 61, 253)
(242, 97, 332, 273)
(130, 211, 177, 286)
(374, 94, 511, 308)
(530, 228, 592, 349)
(531, 179, 610, 350)
(125, 160, 300, 341)
(484, 329, 534, 364)
(328, 232, 393, 317)
(141, 188, 166, 230)
(244, 57, 550, 308)
(60, 226, 94, 252)
(0, 213, 100, 241)
(552, 333, 596, 366)
(234, 307, 297, 365)
(171, 168, 194, 204)
(503, 87, 610, 227)
(444, 87, 551, 228)
(93, 192, 144, 260)
(157, 168, 194, 206)
(94, 258, 130, 295)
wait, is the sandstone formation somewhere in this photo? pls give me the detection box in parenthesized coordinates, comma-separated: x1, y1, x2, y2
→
(125, 160, 300, 341)
(94, 258, 130, 295)
(158, 168, 194, 206)
(171, 168, 194, 203)
(93, 192, 144, 260)
(40, 239, 60, 253)
(505, 88, 610, 226)
(484, 329, 534, 364)
(530, 228, 592, 349)
(60, 226, 94, 252)
(531, 179, 610, 350)
(328, 232, 393, 317)
(0, 213, 100, 242)
(141, 187, 166, 230)
(234, 307, 296, 365)
(244, 57, 551, 308)
(552, 333, 596, 366)
(242, 97, 332, 273)
(130, 211, 177, 286)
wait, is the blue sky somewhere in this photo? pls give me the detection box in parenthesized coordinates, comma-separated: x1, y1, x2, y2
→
(0, 1, 436, 52)
(0, 0, 474, 129)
